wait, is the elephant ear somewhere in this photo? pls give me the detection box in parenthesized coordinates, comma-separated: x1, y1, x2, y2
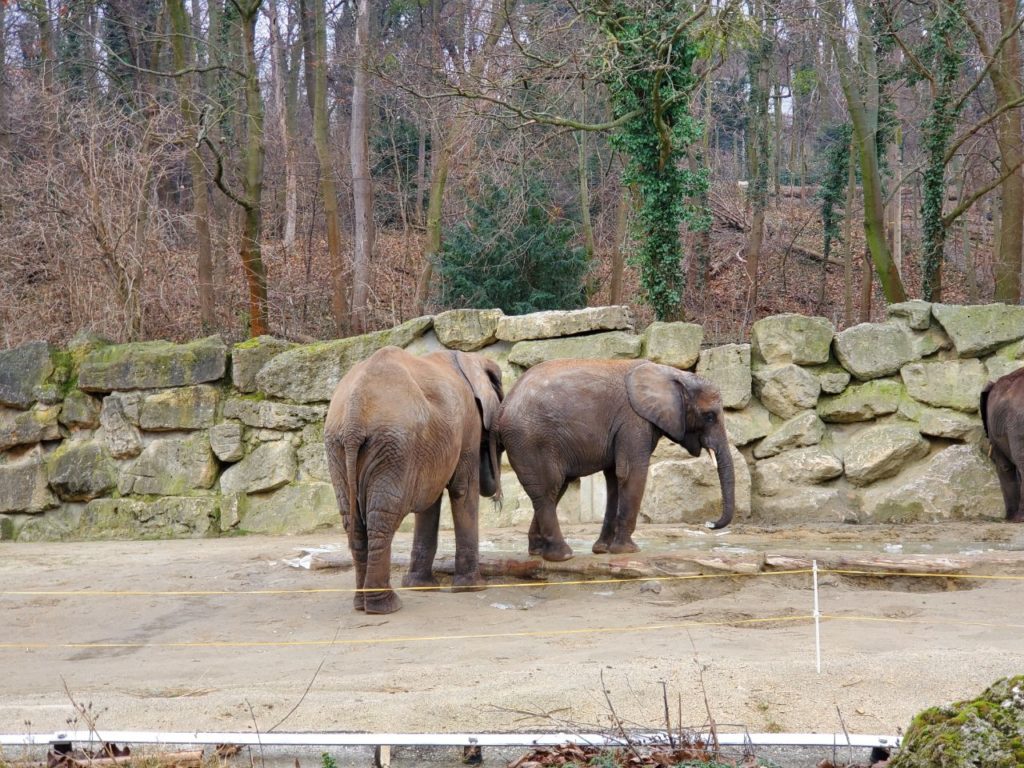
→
(453, 352, 503, 430)
(625, 362, 687, 444)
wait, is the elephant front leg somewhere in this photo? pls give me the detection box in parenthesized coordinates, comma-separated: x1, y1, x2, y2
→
(592, 469, 619, 554)
(361, 514, 402, 614)
(403, 497, 442, 589)
(608, 462, 649, 554)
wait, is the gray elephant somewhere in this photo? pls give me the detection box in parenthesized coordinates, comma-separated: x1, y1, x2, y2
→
(495, 358, 735, 561)
(981, 367, 1024, 522)
(324, 346, 504, 614)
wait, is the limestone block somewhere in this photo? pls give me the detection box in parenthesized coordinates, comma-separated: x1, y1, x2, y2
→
(297, 422, 330, 482)
(639, 445, 751, 525)
(752, 364, 821, 418)
(13, 506, 83, 541)
(806, 362, 851, 395)
(508, 331, 642, 369)
(219, 440, 297, 494)
(79, 496, 217, 539)
(751, 314, 834, 365)
(842, 423, 930, 486)
(118, 434, 218, 495)
(60, 390, 102, 429)
(46, 440, 118, 501)
(984, 339, 1024, 382)
(139, 385, 219, 431)
(496, 306, 634, 342)
(860, 444, 1002, 522)
(79, 335, 227, 392)
(99, 393, 143, 458)
(0, 341, 69, 408)
(816, 378, 902, 423)
(833, 322, 918, 380)
(234, 483, 339, 534)
(753, 486, 854, 524)
(643, 322, 703, 370)
(931, 302, 1024, 357)
(724, 400, 773, 446)
(0, 451, 58, 513)
(697, 344, 751, 409)
(209, 421, 244, 462)
(254, 316, 433, 403)
(887, 300, 933, 330)
(433, 309, 504, 351)
(753, 411, 825, 459)
(901, 358, 987, 412)
(898, 397, 984, 442)
(222, 397, 326, 430)
(752, 446, 843, 497)
(0, 404, 60, 450)
(232, 336, 295, 393)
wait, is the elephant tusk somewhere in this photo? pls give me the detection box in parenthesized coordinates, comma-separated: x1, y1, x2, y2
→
(708, 447, 718, 468)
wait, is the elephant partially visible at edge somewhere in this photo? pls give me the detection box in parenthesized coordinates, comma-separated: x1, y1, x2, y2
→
(495, 358, 736, 562)
(981, 367, 1024, 522)
(324, 346, 504, 614)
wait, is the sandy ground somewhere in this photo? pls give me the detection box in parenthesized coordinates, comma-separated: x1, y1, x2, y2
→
(1, 522, 1022, 752)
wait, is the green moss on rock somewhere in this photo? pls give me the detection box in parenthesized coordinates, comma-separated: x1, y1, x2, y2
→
(78, 336, 228, 392)
(890, 676, 1024, 768)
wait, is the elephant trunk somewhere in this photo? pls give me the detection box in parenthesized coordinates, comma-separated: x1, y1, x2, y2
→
(480, 430, 503, 504)
(705, 432, 735, 530)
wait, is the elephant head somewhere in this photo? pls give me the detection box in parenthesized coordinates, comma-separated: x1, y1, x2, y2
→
(453, 352, 505, 499)
(624, 362, 735, 529)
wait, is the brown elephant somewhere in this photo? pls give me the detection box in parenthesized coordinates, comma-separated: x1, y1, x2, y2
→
(324, 346, 504, 613)
(495, 358, 735, 561)
(981, 367, 1024, 522)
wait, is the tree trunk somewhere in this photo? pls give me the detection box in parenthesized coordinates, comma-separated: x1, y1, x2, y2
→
(843, 137, 856, 326)
(350, 0, 375, 333)
(744, 3, 772, 318)
(303, 0, 349, 336)
(992, 0, 1024, 303)
(860, 248, 872, 323)
(610, 183, 629, 306)
(414, 122, 427, 227)
(239, 2, 270, 337)
(268, 0, 299, 257)
(822, 0, 907, 304)
(578, 130, 596, 266)
(415, 125, 451, 313)
(168, 0, 216, 333)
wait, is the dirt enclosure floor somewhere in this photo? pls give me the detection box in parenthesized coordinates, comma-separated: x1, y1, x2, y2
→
(1, 521, 1023, 751)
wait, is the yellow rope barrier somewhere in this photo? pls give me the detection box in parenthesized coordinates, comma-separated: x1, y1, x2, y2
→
(0, 569, 814, 598)
(0, 615, 815, 651)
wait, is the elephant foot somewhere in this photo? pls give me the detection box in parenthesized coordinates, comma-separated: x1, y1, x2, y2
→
(364, 589, 402, 614)
(540, 540, 574, 562)
(528, 536, 545, 556)
(607, 537, 640, 555)
(1007, 513, 1024, 523)
(353, 592, 366, 612)
(592, 538, 611, 554)
(451, 572, 487, 592)
(402, 572, 440, 589)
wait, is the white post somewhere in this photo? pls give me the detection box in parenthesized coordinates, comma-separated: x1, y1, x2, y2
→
(812, 559, 821, 674)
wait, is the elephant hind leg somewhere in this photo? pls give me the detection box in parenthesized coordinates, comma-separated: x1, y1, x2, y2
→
(993, 442, 1024, 521)
(403, 497, 442, 589)
(361, 510, 403, 615)
(524, 477, 573, 562)
(347, 511, 369, 612)
(607, 459, 648, 555)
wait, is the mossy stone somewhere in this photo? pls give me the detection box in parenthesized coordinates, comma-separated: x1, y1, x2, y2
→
(78, 336, 228, 392)
(46, 440, 118, 501)
(0, 341, 70, 409)
(254, 316, 433, 403)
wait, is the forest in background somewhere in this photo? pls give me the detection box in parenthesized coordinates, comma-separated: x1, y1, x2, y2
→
(0, 0, 1021, 348)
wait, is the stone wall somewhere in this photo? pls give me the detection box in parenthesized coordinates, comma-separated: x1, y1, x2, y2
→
(0, 302, 1018, 542)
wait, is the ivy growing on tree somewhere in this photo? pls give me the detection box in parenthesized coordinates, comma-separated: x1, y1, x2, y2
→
(819, 123, 853, 265)
(598, 0, 711, 321)
(916, 0, 967, 300)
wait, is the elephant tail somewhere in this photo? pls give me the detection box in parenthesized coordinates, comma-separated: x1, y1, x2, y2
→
(345, 436, 363, 523)
(980, 383, 993, 438)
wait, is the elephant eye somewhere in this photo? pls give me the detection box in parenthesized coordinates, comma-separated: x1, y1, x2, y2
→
(704, 412, 716, 423)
